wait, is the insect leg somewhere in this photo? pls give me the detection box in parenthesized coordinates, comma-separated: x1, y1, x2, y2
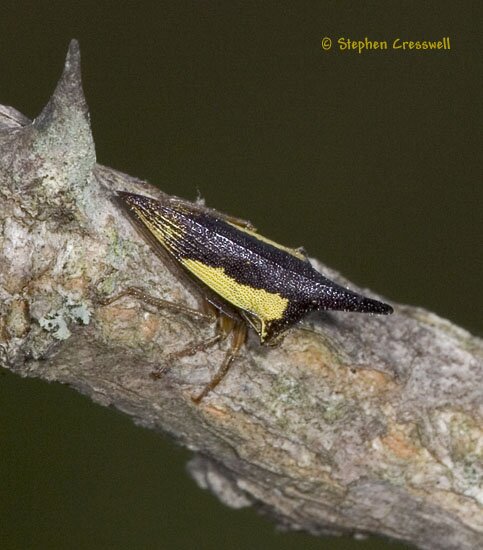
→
(169, 197, 257, 231)
(99, 286, 214, 322)
(151, 311, 235, 379)
(150, 332, 224, 379)
(191, 320, 247, 404)
(217, 214, 256, 231)
(101, 287, 246, 402)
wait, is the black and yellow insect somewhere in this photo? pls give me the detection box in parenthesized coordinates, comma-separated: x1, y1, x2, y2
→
(112, 191, 392, 402)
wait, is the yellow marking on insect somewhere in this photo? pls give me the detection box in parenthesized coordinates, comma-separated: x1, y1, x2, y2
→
(135, 208, 184, 248)
(181, 259, 289, 340)
(227, 222, 306, 261)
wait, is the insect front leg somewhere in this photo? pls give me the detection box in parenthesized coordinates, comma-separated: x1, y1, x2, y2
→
(101, 288, 244, 402)
(150, 332, 224, 379)
(151, 312, 247, 404)
(100, 285, 217, 373)
(191, 319, 247, 404)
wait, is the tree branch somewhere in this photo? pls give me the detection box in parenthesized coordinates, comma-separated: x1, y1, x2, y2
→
(1, 41, 481, 550)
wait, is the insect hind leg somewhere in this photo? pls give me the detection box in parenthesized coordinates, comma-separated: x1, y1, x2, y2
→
(99, 286, 214, 321)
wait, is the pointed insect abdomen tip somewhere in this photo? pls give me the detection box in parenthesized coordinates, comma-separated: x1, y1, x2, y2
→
(367, 299, 393, 315)
(341, 293, 393, 315)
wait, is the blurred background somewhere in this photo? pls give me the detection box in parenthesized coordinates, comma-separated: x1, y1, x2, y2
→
(0, 2, 479, 549)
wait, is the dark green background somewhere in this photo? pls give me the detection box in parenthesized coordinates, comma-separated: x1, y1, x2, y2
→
(0, 2, 479, 549)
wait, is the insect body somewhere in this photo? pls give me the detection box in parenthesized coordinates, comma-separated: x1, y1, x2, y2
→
(113, 191, 393, 402)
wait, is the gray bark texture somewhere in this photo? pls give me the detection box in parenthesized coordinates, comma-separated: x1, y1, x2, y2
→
(1, 41, 482, 549)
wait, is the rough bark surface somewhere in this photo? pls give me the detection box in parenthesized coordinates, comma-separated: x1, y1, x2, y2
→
(1, 41, 481, 550)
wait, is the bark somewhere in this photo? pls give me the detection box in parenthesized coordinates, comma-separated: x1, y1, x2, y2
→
(0, 41, 481, 550)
